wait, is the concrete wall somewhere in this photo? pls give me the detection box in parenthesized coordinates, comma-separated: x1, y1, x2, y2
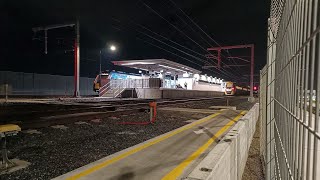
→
(177, 77, 224, 91)
(135, 88, 224, 99)
(135, 88, 162, 99)
(162, 89, 224, 99)
(0, 71, 97, 96)
(193, 81, 223, 92)
(186, 103, 259, 180)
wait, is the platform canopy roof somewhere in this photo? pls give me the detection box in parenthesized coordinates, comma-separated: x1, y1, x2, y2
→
(112, 59, 201, 75)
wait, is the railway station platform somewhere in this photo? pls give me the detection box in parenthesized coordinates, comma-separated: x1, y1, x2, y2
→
(136, 88, 224, 99)
(54, 109, 247, 180)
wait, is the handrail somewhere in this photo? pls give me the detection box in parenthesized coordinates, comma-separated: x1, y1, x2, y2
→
(100, 80, 111, 90)
(99, 79, 148, 97)
(110, 79, 128, 98)
(98, 81, 111, 97)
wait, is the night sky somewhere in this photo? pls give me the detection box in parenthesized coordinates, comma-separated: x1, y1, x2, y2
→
(0, 0, 270, 82)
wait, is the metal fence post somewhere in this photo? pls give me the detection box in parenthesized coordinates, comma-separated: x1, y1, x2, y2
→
(5, 84, 8, 103)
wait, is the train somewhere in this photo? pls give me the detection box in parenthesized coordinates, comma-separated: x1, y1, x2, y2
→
(224, 81, 251, 96)
(93, 71, 141, 92)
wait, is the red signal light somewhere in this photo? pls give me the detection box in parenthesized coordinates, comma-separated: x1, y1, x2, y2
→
(254, 86, 257, 90)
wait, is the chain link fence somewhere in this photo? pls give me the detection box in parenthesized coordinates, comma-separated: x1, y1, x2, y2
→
(260, 0, 320, 179)
(0, 71, 97, 96)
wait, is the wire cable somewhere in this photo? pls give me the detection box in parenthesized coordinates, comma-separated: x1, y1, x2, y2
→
(165, 0, 246, 77)
(140, 1, 242, 79)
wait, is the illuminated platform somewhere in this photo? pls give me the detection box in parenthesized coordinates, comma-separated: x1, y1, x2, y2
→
(112, 59, 201, 75)
(136, 88, 224, 99)
(98, 59, 225, 98)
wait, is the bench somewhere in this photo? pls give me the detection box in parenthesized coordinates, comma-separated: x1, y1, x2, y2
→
(0, 124, 21, 170)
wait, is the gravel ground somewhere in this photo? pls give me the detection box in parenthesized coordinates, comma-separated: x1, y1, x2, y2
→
(242, 118, 265, 180)
(1, 97, 255, 180)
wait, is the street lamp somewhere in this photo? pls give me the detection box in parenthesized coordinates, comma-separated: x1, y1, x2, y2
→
(100, 44, 117, 76)
(99, 44, 117, 89)
(110, 45, 116, 51)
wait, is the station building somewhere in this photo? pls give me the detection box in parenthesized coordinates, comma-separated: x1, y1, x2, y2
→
(98, 59, 224, 99)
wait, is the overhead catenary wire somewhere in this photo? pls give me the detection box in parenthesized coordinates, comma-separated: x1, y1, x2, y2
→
(136, 37, 243, 80)
(165, 0, 246, 77)
(136, 37, 203, 67)
(141, 2, 211, 53)
(109, 16, 240, 79)
(135, 29, 208, 64)
(167, 6, 245, 77)
(141, 0, 245, 79)
(140, 1, 243, 79)
(110, 20, 238, 79)
(134, 28, 240, 79)
(167, 0, 222, 46)
(134, 33, 243, 80)
(108, 4, 242, 80)
(161, 1, 215, 48)
(133, 21, 246, 79)
(135, 23, 207, 58)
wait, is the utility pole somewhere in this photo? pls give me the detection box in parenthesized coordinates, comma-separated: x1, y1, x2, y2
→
(250, 45, 254, 100)
(206, 44, 255, 102)
(32, 20, 80, 97)
(99, 50, 102, 77)
(75, 20, 80, 97)
(99, 49, 102, 87)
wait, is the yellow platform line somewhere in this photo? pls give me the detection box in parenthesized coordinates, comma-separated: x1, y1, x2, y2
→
(162, 110, 247, 180)
(66, 112, 222, 180)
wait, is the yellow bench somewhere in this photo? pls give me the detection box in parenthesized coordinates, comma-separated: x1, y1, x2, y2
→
(0, 124, 21, 135)
(0, 124, 21, 170)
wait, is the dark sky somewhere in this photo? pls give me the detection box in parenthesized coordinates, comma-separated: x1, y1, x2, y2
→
(0, 0, 270, 82)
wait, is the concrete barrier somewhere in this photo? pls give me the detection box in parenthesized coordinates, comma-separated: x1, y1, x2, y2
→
(135, 88, 224, 99)
(186, 103, 259, 180)
(162, 89, 224, 99)
(135, 88, 162, 99)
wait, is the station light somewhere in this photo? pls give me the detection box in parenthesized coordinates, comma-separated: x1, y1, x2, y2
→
(110, 45, 117, 51)
(183, 73, 189, 77)
(122, 62, 155, 65)
(158, 64, 186, 72)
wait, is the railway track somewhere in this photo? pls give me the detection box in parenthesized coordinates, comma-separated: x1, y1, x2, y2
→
(1, 97, 229, 129)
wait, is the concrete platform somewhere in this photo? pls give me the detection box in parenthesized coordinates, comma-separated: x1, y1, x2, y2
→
(53, 109, 246, 180)
(159, 107, 218, 114)
(135, 88, 224, 99)
(186, 103, 259, 180)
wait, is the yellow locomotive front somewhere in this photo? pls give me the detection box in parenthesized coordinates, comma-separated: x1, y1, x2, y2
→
(225, 81, 236, 96)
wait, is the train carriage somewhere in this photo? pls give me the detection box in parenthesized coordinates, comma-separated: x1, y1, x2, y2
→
(224, 81, 250, 96)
